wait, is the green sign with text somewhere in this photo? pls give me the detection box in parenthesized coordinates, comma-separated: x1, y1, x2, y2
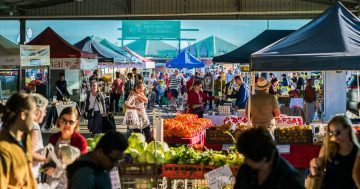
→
(122, 20, 181, 39)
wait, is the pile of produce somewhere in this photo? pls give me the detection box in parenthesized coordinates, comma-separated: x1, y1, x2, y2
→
(277, 125, 312, 132)
(206, 124, 250, 144)
(274, 125, 313, 144)
(86, 133, 105, 151)
(123, 132, 244, 167)
(164, 114, 212, 138)
(164, 145, 244, 167)
(125, 133, 169, 164)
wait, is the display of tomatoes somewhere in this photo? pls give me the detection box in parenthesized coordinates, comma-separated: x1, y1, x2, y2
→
(163, 114, 213, 138)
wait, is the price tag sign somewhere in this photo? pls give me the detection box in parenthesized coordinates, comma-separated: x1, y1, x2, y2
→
(204, 164, 235, 189)
(222, 144, 233, 151)
(276, 145, 291, 154)
(110, 167, 121, 189)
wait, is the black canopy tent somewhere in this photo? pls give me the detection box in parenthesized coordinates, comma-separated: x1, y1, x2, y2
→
(249, 2, 360, 122)
(213, 30, 294, 64)
(251, 2, 360, 72)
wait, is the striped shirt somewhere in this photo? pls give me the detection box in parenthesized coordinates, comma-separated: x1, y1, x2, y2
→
(169, 75, 180, 90)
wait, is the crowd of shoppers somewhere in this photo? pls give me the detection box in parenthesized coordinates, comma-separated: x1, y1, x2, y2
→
(0, 92, 128, 189)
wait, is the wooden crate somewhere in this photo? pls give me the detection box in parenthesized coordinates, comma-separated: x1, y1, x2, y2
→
(274, 129, 313, 144)
(206, 128, 242, 144)
(118, 163, 162, 178)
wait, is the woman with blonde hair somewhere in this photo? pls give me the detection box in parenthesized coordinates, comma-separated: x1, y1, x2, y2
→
(29, 93, 49, 181)
(309, 115, 360, 189)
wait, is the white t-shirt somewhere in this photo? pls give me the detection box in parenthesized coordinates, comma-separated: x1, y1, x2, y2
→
(89, 93, 100, 111)
(31, 122, 44, 179)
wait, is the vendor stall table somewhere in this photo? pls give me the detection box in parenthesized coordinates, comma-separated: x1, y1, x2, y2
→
(205, 143, 321, 169)
(164, 129, 206, 146)
(280, 144, 321, 168)
(204, 115, 303, 126)
(40, 102, 78, 130)
(203, 115, 228, 126)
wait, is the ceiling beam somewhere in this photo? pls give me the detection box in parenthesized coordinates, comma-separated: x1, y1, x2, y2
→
(20, 0, 73, 9)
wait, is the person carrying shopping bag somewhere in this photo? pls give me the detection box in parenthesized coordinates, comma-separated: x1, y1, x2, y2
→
(84, 81, 106, 135)
(123, 82, 151, 141)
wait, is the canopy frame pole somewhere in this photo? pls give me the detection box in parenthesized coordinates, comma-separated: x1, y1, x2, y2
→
(247, 71, 252, 127)
(79, 69, 82, 113)
(357, 71, 360, 116)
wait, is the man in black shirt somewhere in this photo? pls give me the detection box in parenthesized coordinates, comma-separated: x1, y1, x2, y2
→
(234, 128, 304, 189)
(55, 73, 70, 100)
(67, 131, 128, 189)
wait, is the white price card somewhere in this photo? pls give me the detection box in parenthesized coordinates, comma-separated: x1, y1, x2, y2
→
(110, 167, 121, 189)
(276, 144, 291, 154)
(222, 144, 233, 151)
(204, 164, 235, 189)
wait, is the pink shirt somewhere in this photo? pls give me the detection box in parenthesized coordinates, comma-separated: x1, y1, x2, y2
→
(112, 79, 123, 94)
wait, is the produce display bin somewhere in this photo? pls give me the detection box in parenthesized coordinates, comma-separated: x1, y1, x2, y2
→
(161, 178, 234, 189)
(164, 129, 205, 146)
(274, 129, 313, 144)
(118, 163, 164, 189)
(162, 164, 239, 179)
(205, 128, 242, 144)
(118, 163, 162, 178)
(120, 178, 166, 189)
(162, 164, 215, 179)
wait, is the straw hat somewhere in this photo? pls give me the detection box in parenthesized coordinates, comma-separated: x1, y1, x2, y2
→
(255, 77, 271, 90)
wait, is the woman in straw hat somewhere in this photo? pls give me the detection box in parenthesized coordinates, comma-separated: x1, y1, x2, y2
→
(246, 77, 281, 129)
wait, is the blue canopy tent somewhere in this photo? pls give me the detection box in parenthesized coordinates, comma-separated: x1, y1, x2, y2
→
(74, 36, 129, 66)
(166, 50, 205, 69)
(251, 2, 360, 71)
(212, 30, 294, 63)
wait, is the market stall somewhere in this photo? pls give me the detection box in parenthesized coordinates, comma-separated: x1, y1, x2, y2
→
(251, 2, 360, 121)
(85, 131, 241, 189)
(74, 36, 131, 96)
(212, 29, 294, 64)
(27, 27, 98, 130)
(166, 50, 205, 69)
(123, 46, 155, 69)
(97, 38, 143, 78)
(248, 2, 360, 168)
(27, 27, 98, 101)
(0, 35, 20, 99)
(20, 45, 51, 98)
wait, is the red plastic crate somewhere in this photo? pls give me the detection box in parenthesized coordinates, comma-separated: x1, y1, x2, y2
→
(162, 164, 239, 179)
(162, 164, 215, 179)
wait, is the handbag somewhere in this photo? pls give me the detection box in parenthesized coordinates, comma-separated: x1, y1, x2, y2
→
(123, 109, 141, 129)
(306, 140, 329, 189)
(85, 108, 94, 119)
(102, 114, 116, 133)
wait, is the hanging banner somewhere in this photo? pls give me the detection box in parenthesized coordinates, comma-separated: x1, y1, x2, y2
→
(80, 58, 98, 70)
(20, 45, 50, 67)
(0, 55, 20, 67)
(51, 58, 81, 69)
(64, 69, 80, 95)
